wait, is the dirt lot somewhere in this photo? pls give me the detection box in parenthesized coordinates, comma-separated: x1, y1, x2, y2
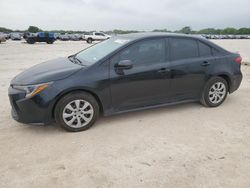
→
(0, 40, 250, 188)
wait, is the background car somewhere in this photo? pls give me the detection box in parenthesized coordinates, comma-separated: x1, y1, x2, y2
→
(83, 32, 111, 43)
(10, 32, 22, 40)
(69, 33, 82, 41)
(0, 32, 6, 43)
(25, 32, 56, 44)
(0, 32, 10, 40)
(0, 34, 6, 43)
(59, 33, 70, 41)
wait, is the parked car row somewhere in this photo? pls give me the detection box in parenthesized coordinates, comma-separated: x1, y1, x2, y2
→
(0, 32, 23, 42)
(57, 32, 111, 43)
(202, 35, 250, 39)
(1, 32, 250, 45)
(0, 31, 111, 44)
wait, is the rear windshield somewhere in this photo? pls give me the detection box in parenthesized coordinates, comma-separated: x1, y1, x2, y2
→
(76, 37, 130, 65)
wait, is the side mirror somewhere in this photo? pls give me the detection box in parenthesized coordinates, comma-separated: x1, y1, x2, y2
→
(115, 60, 133, 70)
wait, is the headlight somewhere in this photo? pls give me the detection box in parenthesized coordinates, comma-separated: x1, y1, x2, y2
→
(12, 82, 52, 98)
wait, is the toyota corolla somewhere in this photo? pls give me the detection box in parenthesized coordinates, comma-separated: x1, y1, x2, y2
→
(8, 33, 242, 131)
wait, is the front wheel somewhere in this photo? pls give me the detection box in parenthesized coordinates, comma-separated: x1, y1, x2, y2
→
(200, 76, 228, 107)
(55, 92, 99, 132)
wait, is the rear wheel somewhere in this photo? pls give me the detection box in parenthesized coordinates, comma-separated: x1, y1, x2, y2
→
(46, 40, 54, 44)
(87, 38, 93, 43)
(55, 91, 99, 132)
(200, 76, 228, 107)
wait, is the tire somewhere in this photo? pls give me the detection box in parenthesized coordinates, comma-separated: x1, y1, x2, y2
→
(55, 91, 99, 132)
(200, 76, 228, 107)
(87, 38, 93, 44)
(27, 38, 35, 44)
(46, 41, 54, 44)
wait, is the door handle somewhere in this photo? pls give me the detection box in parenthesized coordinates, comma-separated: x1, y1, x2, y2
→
(201, 61, 210, 66)
(158, 68, 171, 73)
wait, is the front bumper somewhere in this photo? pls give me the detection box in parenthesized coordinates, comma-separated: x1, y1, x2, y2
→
(8, 85, 58, 125)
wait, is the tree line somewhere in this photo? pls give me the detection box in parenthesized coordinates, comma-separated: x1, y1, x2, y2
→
(1, 26, 250, 35)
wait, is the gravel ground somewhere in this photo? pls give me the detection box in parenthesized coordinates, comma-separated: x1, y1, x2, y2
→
(0, 40, 250, 188)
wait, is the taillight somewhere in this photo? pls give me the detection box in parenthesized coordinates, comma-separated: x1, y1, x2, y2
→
(234, 56, 242, 64)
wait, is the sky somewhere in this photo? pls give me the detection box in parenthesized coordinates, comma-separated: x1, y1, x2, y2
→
(0, 0, 250, 31)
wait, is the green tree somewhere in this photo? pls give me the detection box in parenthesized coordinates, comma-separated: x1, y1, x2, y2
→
(236, 28, 250, 35)
(221, 27, 237, 35)
(113, 29, 140, 34)
(0, 27, 13, 32)
(27, 26, 41, 33)
(197, 28, 216, 34)
(152, 29, 169, 32)
(178, 26, 192, 34)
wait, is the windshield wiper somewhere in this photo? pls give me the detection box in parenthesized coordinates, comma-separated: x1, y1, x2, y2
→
(73, 56, 83, 65)
(68, 55, 84, 66)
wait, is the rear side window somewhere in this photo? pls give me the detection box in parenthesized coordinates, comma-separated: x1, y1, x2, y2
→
(170, 38, 198, 61)
(198, 41, 212, 57)
(120, 38, 165, 65)
(212, 48, 221, 56)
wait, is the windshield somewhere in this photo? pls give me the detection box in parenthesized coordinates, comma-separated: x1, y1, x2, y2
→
(75, 37, 130, 65)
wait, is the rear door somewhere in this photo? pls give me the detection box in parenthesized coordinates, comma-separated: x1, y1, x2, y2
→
(169, 37, 215, 100)
(109, 38, 171, 111)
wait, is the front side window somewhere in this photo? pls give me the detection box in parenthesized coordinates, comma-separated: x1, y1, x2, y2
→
(119, 38, 165, 66)
(170, 38, 198, 61)
(95, 33, 105, 36)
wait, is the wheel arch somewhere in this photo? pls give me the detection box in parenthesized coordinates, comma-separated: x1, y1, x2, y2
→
(213, 73, 232, 92)
(52, 88, 104, 119)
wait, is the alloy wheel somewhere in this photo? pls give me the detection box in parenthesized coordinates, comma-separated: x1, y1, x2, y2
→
(208, 82, 226, 104)
(62, 99, 94, 128)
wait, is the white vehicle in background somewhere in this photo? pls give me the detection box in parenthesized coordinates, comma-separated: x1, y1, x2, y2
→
(83, 32, 111, 43)
(0, 32, 10, 40)
(10, 32, 22, 40)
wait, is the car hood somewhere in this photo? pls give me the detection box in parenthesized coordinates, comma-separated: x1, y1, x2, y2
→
(11, 57, 83, 85)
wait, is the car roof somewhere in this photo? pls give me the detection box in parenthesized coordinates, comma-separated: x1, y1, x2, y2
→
(116, 32, 229, 53)
(118, 32, 204, 40)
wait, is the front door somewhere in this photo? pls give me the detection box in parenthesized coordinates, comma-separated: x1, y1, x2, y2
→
(109, 38, 171, 112)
